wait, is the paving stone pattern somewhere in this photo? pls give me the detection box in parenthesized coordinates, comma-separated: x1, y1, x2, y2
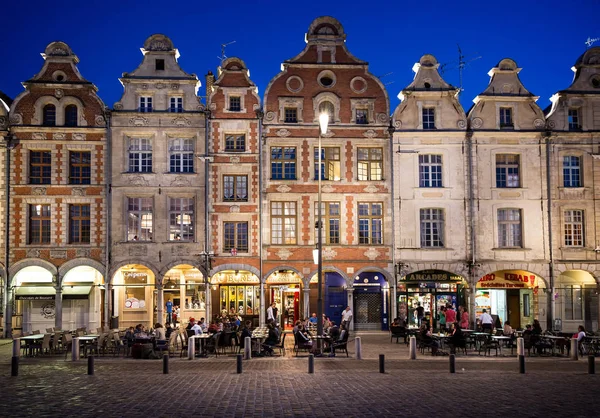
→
(0, 333, 598, 417)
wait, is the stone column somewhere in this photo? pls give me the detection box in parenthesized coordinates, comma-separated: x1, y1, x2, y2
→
(156, 284, 164, 327)
(205, 280, 211, 321)
(55, 287, 63, 330)
(391, 283, 397, 322)
(469, 283, 476, 329)
(259, 280, 265, 327)
(303, 288, 310, 319)
(2, 278, 12, 338)
(105, 283, 112, 329)
(347, 287, 354, 331)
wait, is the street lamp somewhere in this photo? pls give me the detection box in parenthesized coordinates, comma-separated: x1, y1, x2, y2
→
(314, 112, 329, 341)
(199, 248, 214, 319)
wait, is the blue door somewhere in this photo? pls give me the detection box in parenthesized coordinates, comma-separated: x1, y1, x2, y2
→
(325, 273, 346, 326)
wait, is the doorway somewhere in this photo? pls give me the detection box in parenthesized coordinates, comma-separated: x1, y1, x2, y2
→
(507, 290, 520, 329)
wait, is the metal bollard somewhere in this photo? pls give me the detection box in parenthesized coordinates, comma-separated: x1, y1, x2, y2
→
(163, 354, 169, 374)
(516, 337, 524, 356)
(570, 339, 578, 360)
(308, 354, 314, 374)
(355, 337, 362, 360)
(409, 336, 417, 360)
(519, 355, 525, 374)
(244, 336, 252, 360)
(379, 354, 385, 374)
(188, 336, 195, 360)
(449, 354, 456, 374)
(12, 338, 21, 358)
(237, 354, 243, 374)
(72, 337, 80, 361)
(87, 355, 94, 375)
(589, 356, 595, 374)
(11, 356, 19, 377)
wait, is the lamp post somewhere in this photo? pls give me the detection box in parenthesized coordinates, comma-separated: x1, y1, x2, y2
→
(199, 248, 214, 320)
(313, 113, 329, 340)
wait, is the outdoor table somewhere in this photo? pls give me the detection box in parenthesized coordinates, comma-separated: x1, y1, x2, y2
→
(314, 335, 332, 354)
(20, 334, 45, 357)
(195, 334, 211, 356)
(78, 335, 99, 357)
(541, 335, 569, 356)
(491, 335, 512, 354)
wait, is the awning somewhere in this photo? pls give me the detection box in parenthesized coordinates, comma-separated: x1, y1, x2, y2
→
(63, 286, 92, 299)
(15, 286, 55, 300)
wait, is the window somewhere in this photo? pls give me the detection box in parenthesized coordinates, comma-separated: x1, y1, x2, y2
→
(496, 154, 520, 188)
(65, 105, 78, 127)
(229, 96, 241, 111)
(419, 155, 443, 187)
(357, 148, 383, 181)
(127, 197, 153, 241)
(564, 210, 584, 247)
(29, 204, 51, 244)
(43, 104, 56, 126)
(169, 97, 183, 113)
(500, 107, 513, 128)
(271, 147, 296, 180)
(319, 101, 335, 124)
(284, 108, 298, 123)
(420, 208, 444, 248)
(271, 202, 297, 245)
(69, 204, 90, 244)
(563, 156, 582, 187)
(564, 285, 583, 320)
(422, 108, 435, 130)
(225, 134, 245, 152)
(128, 138, 152, 173)
(314, 147, 341, 181)
(155, 59, 165, 71)
(358, 202, 383, 245)
(139, 96, 152, 112)
(568, 108, 580, 131)
(224, 222, 248, 252)
(497, 209, 522, 248)
(69, 151, 91, 185)
(29, 151, 51, 184)
(356, 109, 368, 125)
(223, 175, 248, 202)
(169, 138, 194, 173)
(315, 202, 340, 244)
(168, 197, 194, 241)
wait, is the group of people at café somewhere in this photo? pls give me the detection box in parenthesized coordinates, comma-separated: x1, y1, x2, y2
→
(292, 314, 348, 356)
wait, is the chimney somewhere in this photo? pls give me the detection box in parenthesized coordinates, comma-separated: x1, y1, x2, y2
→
(205, 71, 215, 106)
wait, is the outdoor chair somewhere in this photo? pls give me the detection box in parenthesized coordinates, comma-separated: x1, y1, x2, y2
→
(178, 332, 188, 358)
(390, 326, 408, 345)
(293, 332, 312, 357)
(167, 331, 179, 357)
(330, 330, 350, 357)
(205, 332, 220, 357)
(273, 332, 287, 356)
(63, 333, 73, 360)
(46, 328, 54, 333)
(479, 335, 499, 356)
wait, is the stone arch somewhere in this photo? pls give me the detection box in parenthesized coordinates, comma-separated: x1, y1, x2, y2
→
(262, 265, 304, 284)
(60, 96, 87, 126)
(554, 263, 600, 285)
(158, 259, 204, 281)
(313, 91, 341, 124)
(107, 259, 160, 285)
(400, 262, 469, 281)
(478, 262, 549, 288)
(353, 267, 394, 287)
(32, 96, 60, 125)
(211, 263, 260, 280)
(304, 265, 349, 288)
(58, 258, 106, 281)
(9, 258, 58, 286)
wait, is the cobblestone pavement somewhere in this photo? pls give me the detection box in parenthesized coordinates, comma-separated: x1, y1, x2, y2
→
(1, 333, 599, 417)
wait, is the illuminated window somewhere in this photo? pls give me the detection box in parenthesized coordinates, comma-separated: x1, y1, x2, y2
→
(420, 208, 444, 248)
(319, 101, 335, 124)
(223, 175, 248, 202)
(69, 151, 91, 185)
(169, 138, 194, 173)
(497, 209, 522, 248)
(314, 147, 341, 181)
(129, 138, 152, 173)
(69, 204, 90, 244)
(29, 204, 51, 244)
(496, 154, 520, 188)
(169, 197, 194, 241)
(357, 148, 382, 181)
(271, 147, 296, 180)
(224, 222, 248, 252)
(29, 151, 52, 184)
(564, 210, 584, 247)
(314, 202, 340, 244)
(358, 202, 383, 245)
(271, 202, 296, 245)
(564, 285, 583, 320)
(127, 197, 153, 241)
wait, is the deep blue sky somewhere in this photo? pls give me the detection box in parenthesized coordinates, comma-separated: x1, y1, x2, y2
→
(2, 0, 598, 112)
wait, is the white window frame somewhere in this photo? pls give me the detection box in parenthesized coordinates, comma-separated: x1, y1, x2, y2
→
(420, 208, 444, 248)
(128, 138, 153, 173)
(169, 138, 194, 173)
(497, 208, 522, 248)
(139, 96, 153, 112)
(564, 209, 584, 247)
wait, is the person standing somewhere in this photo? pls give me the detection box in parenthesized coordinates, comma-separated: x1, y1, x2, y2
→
(341, 306, 353, 329)
(480, 309, 493, 333)
(415, 303, 424, 326)
(165, 299, 173, 324)
(445, 304, 456, 327)
(459, 306, 470, 329)
(267, 302, 276, 323)
(438, 306, 446, 331)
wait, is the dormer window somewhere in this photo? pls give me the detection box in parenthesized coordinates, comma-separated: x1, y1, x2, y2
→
(139, 96, 153, 113)
(170, 97, 183, 113)
(155, 59, 165, 71)
(65, 105, 78, 127)
(422, 108, 435, 130)
(43, 104, 56, 126)
(229, 96, 241, 112)
(500, 107, 513, 128)
(284, 108, 298, 123)
(356, 109, 368, 125)
(319, 101, 335, 124)
(568, 108, 581, 131)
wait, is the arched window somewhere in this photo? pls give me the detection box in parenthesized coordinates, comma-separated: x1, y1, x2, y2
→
(65, 105, 78, 127)
(318, 101, 335, 124)
(43, 104, 56, 126)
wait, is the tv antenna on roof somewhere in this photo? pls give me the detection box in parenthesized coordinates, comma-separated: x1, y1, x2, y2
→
(217, 40, 236, 65)
(377, 71, 395, 87)
(440, 44, 481, 95)
(585, 37, 600, 48)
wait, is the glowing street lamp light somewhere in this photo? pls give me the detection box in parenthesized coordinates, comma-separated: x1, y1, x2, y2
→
(316, 112, 329, 342)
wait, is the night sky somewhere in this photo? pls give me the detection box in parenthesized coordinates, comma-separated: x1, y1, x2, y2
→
(1, 0, 598, 112)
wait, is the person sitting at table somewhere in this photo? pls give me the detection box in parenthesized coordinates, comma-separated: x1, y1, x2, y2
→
(296, 324, 318, 353)
(447, 322, 464, 354)
(262, 323, 280, 355)
(419, 323, 439, 355)
(323, 315, 332, 330)
(199, 318, 208, 333)
(165, 323, 174, 339)
(309, 313, 318, 325)
(153, 323, 166, 341)
(186, 318, 195, 331)
(503, 321, 514, 337)
(208, 320, 219, 334)
(293, 320, 302, 334)
(134, 324, 144, 335)
(328, 321, 340, 340)
(125, 326, 135, 355)
(240, 320, 253, 349)
(190, 319, 203, 335)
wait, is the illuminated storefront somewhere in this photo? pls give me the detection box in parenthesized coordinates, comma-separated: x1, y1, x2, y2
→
(476, 270, 545, 329)
(162, 265, 206, 325)
(353, 272, 390, 331)
(397, 270, 466, 328)
(113, 266, 155, 328)
(211, 271, 260, 324)
(266, 271, 301, 329)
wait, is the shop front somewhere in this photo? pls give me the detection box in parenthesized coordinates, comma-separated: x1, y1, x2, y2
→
(397, 270, 466, 329)
(352, 272, 390, 331)
(266, 270, 301, 330)
(162, 265, 206, 326)
(554, 270, 598, 333)
(211, 270, 260, 325)
(476, 270, 545, 330)
(112, 266, 155, 329)
(309, 272, 346, 327)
